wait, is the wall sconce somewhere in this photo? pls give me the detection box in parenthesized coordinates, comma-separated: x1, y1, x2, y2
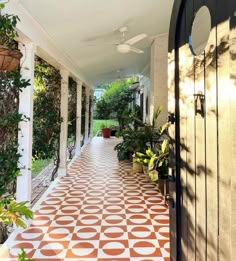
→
(168, 112, 175, 124)
(193, 91, 205, 118)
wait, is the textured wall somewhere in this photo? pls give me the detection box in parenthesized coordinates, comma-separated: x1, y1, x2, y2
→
(150, 35, 168, 127)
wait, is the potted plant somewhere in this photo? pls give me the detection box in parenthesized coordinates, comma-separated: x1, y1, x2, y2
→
(0, 3, 22, 71)
(134, 138, 169, 194)
(100, 123, 111, 138)
(133, 151, 150, 174)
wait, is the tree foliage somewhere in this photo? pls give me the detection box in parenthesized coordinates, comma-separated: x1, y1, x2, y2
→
(95, 77, 136, 128)
(95, 97, 111, 127)
(33, 56, 61, 180)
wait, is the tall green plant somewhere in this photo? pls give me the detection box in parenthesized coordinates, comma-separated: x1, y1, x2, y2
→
(33, 56, 61, 181)
(95, 97, 111, 127)
(114, 106, 169, 161)
(102, 78, 135, 128)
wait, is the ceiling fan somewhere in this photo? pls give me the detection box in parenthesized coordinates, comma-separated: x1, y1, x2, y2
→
(116, 27, 147, 54)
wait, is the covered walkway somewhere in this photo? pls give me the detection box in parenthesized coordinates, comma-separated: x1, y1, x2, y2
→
(1, 137, 169, 260)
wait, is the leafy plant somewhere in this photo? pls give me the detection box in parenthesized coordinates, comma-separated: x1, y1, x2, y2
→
(151, 139, 169, 178)
(18, 248, 35, 261)
(0, 3, 19, 49)
(133, 151, 150, 167)
(114, 106, 169, 161)
(0, 196, 33, 244)
(68, 77, 77, 159)
(103, 78, 135, 129)
(0, 8, 34, 253)
(0, 197, 33, 228)
(134, 139, 169, 182)
(95, 97, 111, 128)
(114, 126, 148, 160)
(95, 78, 136, 129)
(33, 56, 61, 181)
(0, 70, 30, 195)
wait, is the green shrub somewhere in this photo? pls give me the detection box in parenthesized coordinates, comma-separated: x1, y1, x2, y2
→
(33, 57, 61, 180)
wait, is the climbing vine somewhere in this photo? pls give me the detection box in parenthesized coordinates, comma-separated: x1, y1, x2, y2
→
(0, 3, 34, 248)
(68, 77, 77, 159)
(0, 70, 30, 196)
(33, 56, 61, 181)
(81, 86, 86, 146)
(0, 70, 33, 243)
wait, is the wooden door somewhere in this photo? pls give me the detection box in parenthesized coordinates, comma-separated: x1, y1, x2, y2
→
(168, 0, 236, 260)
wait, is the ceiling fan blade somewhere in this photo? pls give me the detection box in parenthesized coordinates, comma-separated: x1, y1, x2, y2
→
(124, 33, 147, 45)
(130, 46, 144, 54)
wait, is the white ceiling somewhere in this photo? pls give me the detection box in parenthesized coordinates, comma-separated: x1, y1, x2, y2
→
(19, 0, 174, 86)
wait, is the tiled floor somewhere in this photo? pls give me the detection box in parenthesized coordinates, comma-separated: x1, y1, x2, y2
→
(0, 137, 170, 261)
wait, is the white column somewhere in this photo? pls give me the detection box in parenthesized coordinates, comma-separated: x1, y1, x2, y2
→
(84, 86, 90, 144)
(75, 80, 82, 156)
(16, 42, 35, 203)
(58, 69, 69, 177)
(150, 34, 168, 127)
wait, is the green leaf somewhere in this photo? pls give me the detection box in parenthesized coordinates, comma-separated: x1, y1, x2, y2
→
(148, 170, 159, 182)
(0, 3, 5, 9)
(160, 122, 169, 134)
(161, 139, 169, 153)
(0, 198, 33, 228)
(148, 155, 156, 170)
(18, 248, 36, 261)
(146, 148, 154, 157)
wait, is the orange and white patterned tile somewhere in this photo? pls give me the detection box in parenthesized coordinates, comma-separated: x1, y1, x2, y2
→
(1, 137, 170, 260)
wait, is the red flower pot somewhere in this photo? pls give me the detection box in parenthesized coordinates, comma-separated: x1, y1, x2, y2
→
(102, 128, 111, 138)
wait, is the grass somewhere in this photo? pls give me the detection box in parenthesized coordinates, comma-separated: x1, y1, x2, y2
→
(32, 158, 52, 178)
(93, 119, 119, 136)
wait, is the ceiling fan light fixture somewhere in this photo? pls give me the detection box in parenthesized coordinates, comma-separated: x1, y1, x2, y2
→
(117, 44, 130, 54)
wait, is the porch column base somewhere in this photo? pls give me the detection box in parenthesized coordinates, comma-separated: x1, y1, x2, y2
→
(75, 148, 81, 157)
(58, 168, 67, 177)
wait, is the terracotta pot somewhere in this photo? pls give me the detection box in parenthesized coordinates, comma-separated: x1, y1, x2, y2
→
(102, 128, 111, 138)
(0, 45, 22, 71)
(132, 162, 143, 173)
